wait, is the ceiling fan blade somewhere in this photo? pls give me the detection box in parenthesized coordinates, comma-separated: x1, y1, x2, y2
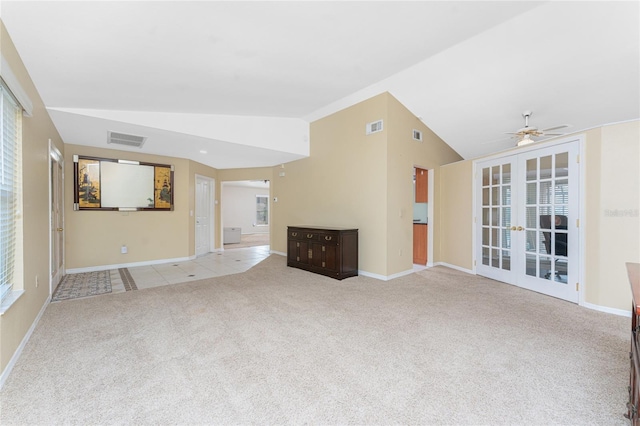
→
(541, 124, 570, 132)
(543, 132, 565, 136)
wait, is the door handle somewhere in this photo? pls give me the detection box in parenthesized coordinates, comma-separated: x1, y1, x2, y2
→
(517, 226, 524, 231)
(57, 228, 63, 232)
(510, 226, 517, 231)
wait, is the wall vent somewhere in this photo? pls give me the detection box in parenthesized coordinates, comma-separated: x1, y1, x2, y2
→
(366, 119, 383, 135)
(107, 131, 147, 148)
(413, 129, 423, 141)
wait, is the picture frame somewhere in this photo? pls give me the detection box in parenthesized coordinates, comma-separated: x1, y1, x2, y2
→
(73, 155, 174, 211)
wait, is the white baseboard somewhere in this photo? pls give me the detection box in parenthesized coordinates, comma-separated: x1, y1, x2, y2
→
(270, 250, 286, 257)
(66, 256, 194, 274)
(358, 269, 414, 281)
(581, 301, 632, 317)
(435, 262, 475, 275)
(0, 295, 50, 390)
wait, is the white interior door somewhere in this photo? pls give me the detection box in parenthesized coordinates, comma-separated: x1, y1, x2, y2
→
(50, 149, 64, 294)
(476, 141, 579, 303)
(195, 176, 213, 256)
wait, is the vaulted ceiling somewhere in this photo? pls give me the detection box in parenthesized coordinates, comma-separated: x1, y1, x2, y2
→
(2, 1, 638, 169)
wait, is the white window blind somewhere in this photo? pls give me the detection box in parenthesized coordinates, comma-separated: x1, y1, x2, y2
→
(0, 83, 21, 304)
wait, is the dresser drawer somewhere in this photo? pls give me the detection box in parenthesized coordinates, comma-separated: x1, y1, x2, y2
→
(317, 232, 339, 244)
(288, 229, 319, 241)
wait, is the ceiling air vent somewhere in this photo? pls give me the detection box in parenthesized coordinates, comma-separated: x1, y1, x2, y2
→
(413, 129, 423, 142)
(366, 119, 383, 135)
(107, 131, 147, 148)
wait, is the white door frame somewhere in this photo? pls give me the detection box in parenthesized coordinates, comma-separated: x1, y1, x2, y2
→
(412, 165, 435, 267)
(195, 174, 215, 256)
(473, 136, 585, 304)
(49, 141, 64, 296)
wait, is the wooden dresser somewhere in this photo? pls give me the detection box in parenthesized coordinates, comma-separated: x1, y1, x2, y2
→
(627, 262, 640, 424)
(287, 226, 358, 280)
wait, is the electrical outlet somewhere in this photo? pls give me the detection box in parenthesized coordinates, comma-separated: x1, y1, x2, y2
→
(121, 245, 128, 254)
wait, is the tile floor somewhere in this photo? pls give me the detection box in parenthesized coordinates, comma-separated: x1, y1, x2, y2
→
(109, 245, 271, 294)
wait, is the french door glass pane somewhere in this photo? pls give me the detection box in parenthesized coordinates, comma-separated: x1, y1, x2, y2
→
(502, 229, 511, 249)
(556, 152, 569, 178)
(539, 181, 552, 204)
(482, 168, 490, 186)
(539, 256, 552, 279)
(492, 166, 499, 185)
(502, 251, 511, 270)
(526, 230, 536, 252)
(502, 207, 511, 227)
(526, 183, 536, 204)
(554, 259, 568, 283)
(555, 179, 569, 204)
(526, 254, 536, 276)
(526, 207, 537, 228)
(502, 164, 511, 184)
(491, 208, 499, 226)
(526, 159, 537, 180)
(540, 155, 552, 180)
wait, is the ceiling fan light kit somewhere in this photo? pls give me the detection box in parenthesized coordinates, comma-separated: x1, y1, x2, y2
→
(507, 110, 569, 147)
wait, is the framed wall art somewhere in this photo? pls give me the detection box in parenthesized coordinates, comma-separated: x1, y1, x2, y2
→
(73, 155, 174, 211)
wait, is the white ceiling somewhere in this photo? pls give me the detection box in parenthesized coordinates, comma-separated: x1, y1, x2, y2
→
(1, 1, 638, 168)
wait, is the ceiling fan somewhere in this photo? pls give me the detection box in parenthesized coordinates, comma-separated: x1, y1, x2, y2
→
(507, 110, 569, 146)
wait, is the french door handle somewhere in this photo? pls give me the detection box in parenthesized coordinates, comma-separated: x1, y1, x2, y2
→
(517, 226, 524, 231)
(510, 226, 517, 231)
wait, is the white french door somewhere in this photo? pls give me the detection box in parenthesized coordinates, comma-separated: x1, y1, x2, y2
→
(195, 176, 214, 256)
(50, 147, 64, 294)
(476, 141, 579, 303)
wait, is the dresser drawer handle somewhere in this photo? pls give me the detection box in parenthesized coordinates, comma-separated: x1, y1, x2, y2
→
(325, 236, 332, 241)
(306, 234, 314, 238)
(291, 232, 298, 237)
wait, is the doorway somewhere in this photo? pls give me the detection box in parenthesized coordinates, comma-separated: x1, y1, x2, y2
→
(195, 175, 215, 256)
(50, 144, 64, 295)
(475, 141, 579, 303)
(413, 167, 432, 266)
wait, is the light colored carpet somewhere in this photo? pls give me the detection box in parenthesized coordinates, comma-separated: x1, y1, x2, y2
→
(224, 232, 270, 249)
(0, 256, 629, 425)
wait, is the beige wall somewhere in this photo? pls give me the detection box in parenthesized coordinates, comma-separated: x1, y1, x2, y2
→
(386, 95, 462, 275)
(271, 94, 389, 273)
(438, 120, 640, 312)
(438, 160, 474, 270)
(64, 145, 198, 269)
(584, 121, 640, 310)
(221, 185, 270, 235)
(63, 149, 279, 268)
(270, 92, 461, 276)
(0, 22, 65, 374)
